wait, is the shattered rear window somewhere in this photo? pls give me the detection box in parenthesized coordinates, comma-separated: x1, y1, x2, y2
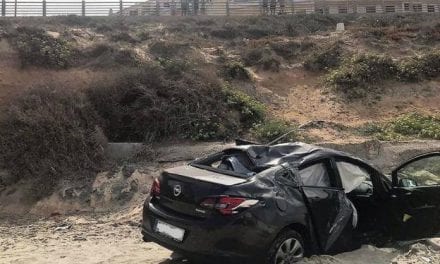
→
(192, 150, 257, 178)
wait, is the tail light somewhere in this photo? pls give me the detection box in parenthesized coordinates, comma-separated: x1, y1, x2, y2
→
(151, 178, 161, 198)
(200, 196, 259, 215)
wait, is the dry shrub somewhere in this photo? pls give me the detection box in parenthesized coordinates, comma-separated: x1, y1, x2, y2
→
(0, 87, 105, 199)
(243, 47, 281, 72)
(82, 43, 142, 68)
(86, 65, 261, 142)
(149, 40, 191, 59)
(110, 31, 139, 43)
(304, 41, 343, 72)
(270, 40, 315, 60)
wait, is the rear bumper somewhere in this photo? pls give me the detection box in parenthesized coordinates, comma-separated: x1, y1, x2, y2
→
(141, 199, 271, 262)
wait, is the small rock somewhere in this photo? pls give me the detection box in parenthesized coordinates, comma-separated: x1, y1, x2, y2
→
(420, 256, 431, 262)
(336, 23, 345, 32)
(46, 31, 60, 38)
(427, 238, 440, 251)
(54, 223, 72, 231)
(72, 235, 86, 241)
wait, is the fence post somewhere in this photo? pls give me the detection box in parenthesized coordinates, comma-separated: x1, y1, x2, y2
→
(42, 0, 46, 16)
(82, 0, 86, 16)
(119, 0, 123, 15)
(14, 0, 17, 17)
(156, 0, 160, 15)
(1, 0, 5, 17)
(226, 0, 230, 16)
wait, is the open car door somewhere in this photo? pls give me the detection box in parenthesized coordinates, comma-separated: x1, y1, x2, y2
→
(389, 152, 440, 239)
(297, 159, 355, 254)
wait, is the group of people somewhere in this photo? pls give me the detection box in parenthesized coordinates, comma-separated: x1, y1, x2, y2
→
(262, 0, 286, 15)
(180, 0, 207, 16)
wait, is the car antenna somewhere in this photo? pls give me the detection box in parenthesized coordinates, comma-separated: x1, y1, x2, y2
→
(266, 129, 298, 146)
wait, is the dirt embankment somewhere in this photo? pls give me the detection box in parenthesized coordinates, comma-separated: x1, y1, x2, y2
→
(1, 16, 440, 143)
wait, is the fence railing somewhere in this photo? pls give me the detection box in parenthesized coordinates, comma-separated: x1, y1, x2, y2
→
(0, 0, 439, 17)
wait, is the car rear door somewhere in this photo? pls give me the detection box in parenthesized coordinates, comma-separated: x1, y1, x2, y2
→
(298, 159, 355, 253)
(389, 152, 440, 239)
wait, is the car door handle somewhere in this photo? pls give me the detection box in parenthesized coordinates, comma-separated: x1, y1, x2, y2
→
(390, 192, 412, 198)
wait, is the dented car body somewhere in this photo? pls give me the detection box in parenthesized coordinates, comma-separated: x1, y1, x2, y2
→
(141, 142, 440, 263)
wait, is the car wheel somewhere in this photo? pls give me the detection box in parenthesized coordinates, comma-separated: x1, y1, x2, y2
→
(267, 229, 305, 264)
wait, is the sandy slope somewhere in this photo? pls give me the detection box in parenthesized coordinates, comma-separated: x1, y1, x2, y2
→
(1, 212, 439, 264)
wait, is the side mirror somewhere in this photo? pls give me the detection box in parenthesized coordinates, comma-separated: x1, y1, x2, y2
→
(399, 178, 418, 187)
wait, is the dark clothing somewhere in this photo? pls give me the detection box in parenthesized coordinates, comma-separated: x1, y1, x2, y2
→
(269, 0, 276, 15)
(262, 0, 269, 14)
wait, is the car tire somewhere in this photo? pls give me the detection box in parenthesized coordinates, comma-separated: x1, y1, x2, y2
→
(266, 229, 305, 264)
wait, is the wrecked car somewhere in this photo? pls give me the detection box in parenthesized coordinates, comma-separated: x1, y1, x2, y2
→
(141, 142, 440, 263)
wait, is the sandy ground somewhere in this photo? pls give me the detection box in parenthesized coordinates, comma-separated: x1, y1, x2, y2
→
(1, 211, 439, 264)
(0, 213, 177, 264)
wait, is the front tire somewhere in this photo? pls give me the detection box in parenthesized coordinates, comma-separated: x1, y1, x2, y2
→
(267, 229, 305, 264)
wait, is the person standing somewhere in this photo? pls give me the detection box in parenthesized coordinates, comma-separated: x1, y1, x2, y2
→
(269, 0, 276, 15)
(278, 0, 285, 14)
(171, 0, 176, 16)
(181, 0, 188, 15)
(262, 0, 269, 15)
(194, 0, 199, 15)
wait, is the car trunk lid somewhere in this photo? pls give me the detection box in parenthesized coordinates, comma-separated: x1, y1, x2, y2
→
(157, 165, 247, 218)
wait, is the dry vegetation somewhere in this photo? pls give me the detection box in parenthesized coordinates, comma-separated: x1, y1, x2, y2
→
(0, 14, 439, 199)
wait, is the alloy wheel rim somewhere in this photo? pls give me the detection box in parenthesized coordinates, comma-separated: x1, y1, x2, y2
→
(274, 238, 304, 264)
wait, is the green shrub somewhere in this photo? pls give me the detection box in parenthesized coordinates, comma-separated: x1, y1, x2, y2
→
(391, 113, 440, 139)
(223, 62, 250, 80)
(304, 42, 342, 71)
(325, 54, 397, 98)
(0, 87, 105, 199)
(398, 50, 440, 82)
(14, 27, 72, 68)
(251, 120, 299, 143)
(223, 85, 266, 127)
(359, 113, 440, 140)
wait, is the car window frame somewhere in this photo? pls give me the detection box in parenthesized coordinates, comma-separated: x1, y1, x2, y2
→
(391, 152, 440, 188)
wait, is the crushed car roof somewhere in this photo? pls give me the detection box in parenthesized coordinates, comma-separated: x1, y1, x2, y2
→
(226, 142, 369, 168)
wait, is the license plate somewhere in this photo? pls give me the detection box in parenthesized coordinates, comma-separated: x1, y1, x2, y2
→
(154, 220, 185, 242)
